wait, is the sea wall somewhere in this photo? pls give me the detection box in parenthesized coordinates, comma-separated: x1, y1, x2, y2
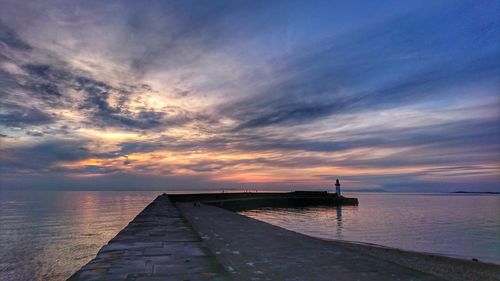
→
(168, 191, 358, 211)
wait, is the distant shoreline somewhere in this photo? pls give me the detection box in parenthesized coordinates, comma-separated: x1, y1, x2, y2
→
(452, 191, 500, 195)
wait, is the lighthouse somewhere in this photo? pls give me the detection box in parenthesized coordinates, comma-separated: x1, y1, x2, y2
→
(335, 179, 341, 197)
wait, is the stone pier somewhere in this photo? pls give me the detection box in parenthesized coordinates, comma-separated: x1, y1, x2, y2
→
(177, 202, 441, 281)
(68, 194, 229, 281)
(69, 194, 499, 281)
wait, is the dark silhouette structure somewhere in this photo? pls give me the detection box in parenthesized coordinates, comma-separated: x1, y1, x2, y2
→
(335, 179, 341, 196)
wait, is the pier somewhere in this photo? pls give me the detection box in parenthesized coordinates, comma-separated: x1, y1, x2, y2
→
(69, 193, 499, 281)
(168, 190, 358, 211)
(68, 194, 229, 281)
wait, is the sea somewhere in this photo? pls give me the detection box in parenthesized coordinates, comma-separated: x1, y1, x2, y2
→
(0, 191, 498, 281)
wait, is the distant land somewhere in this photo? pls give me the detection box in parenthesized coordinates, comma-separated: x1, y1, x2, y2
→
(452, 191, 500, 195)
(345, 190, 500, 194)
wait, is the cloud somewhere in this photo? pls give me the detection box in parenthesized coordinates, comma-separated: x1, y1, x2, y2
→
(0, 20, 201, 132)
(0, 20, 31, 51)
(0, 139, 92, 174)
(101, 114, 498, 178)
(0, 51, 194, 133)
(119, 1, 268, 76)
(75, 76, 170, 130)
(82, 165, 119, 175)
(0, 102, 56, 127)
(223, 3, 500, 130)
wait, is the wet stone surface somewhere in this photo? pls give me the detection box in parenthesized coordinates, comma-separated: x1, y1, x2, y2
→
(68, 195, 229, 281)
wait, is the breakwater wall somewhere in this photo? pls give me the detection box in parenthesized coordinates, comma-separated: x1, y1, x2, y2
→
(169, 191, 358, 211)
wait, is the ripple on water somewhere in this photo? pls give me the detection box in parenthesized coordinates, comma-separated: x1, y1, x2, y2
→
(0, 191, 158, 281)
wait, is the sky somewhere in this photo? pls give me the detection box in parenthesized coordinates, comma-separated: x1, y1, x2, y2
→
(0, 0, 498, 192)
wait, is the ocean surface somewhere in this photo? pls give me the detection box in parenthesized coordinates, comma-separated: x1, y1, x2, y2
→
(0, 191, 498, 281)
(0, 191, 159, 281)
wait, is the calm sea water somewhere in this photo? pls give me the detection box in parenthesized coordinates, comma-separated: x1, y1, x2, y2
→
(0, 191, 498, 281)
(0, 191, 158, 281)
(241, 192, 500, 264)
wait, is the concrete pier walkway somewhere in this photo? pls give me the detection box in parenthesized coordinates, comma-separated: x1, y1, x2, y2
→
(68, 195, 229, 281)
(69, 194, 453, 281)
(178, 202, 443, 281)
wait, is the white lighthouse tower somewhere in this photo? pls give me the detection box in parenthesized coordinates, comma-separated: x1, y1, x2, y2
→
(335, 179, 341, 197)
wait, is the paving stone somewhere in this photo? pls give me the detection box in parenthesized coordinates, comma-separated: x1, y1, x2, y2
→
(99, 242, 163, 253)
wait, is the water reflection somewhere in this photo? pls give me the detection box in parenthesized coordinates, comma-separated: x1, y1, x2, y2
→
(0, 191, 158, 281)
(335, 206, 343, 239)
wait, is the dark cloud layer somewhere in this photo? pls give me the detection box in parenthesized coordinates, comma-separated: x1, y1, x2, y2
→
(0, 103, 56, 127)
(0, 20, 31, 51)
(1, 139, 91, 174)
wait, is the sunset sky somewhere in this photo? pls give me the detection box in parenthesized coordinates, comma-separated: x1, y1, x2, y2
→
(0, 0, 498, 191)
